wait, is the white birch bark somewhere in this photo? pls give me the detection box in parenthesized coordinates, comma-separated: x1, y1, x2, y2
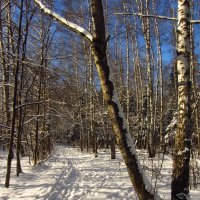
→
(123, 2, 130, 132)
(171, 1, 191, 199)
(152, 0, 164, 149)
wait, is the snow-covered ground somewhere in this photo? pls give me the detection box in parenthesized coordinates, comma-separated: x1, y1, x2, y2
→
(0, 145, 199, 200)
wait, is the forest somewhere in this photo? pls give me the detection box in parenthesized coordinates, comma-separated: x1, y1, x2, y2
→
(0, 0, 200, 200)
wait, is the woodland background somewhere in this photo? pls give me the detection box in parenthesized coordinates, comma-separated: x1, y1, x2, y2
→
(0, 0, 200, 199)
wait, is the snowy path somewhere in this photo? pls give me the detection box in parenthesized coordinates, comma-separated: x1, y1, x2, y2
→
(57, 149, 136, 200)
(0, 145, 200, 200)
(0, 146, 136, 200)
(44, 147, 136, 200)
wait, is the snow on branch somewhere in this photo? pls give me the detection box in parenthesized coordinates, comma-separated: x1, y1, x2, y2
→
(191, 20, 200, 24)
(34, 0, 93, 42)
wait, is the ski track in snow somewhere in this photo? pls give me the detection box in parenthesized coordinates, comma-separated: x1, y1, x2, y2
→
(0, 145, 199, 200)
(44, 147, 136, 200)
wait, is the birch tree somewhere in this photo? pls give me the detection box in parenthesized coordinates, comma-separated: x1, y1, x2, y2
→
(33, 0, 161, 199)
(190, 0, 200, 155)
(0, 1, 10, 136)
(152, 0, 164, 150)
(135, 0, 156, 157)
(171, 0, 191, 199)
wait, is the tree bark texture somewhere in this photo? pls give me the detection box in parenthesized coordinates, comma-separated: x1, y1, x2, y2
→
(5, 0, 24, 188)
(190, 1, 200, 155)
(171, 1, 191, 199)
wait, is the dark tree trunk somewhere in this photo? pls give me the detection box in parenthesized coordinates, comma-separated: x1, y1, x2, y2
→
(5, 0, 24, 188)
(90, 0, 159, 199)
(34, 0, 161, 199)
(110, 133, 116, 159)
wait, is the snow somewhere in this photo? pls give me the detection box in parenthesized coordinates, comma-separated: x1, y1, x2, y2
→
(0, 145, 200, 200)
(164, 112, 177, 144)
(111, 93, 161, 199)
(108, 34, 158, 198)
(34, 0, 93, 42)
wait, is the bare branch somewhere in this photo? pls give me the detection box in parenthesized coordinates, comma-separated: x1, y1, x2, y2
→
(34, 0, 93, 42)
(191, 20, 200, 24)
(15, 101, 44, 109)
(192, 93, 200, 114)
(114, 12, 200, 24)
(114, 12, 178, 21)
(0, 124, 10, 129)
(1, 1, 11, 13)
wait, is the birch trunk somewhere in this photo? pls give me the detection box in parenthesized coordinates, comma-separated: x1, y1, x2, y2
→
(0, 0, 11, 146)
(171, 0, 179, 103)
(123, 3, 130, 132)
(89, 51, 96, 156)
(152, 0, 164, 150)
(144, 0, 155, 157)
(74, 42, 84, 152)
(136, 0, 155, 156)
(132, 19, 144, 149)
(34, 0, 162, 199)
(171, 1, 191, 199)
(119, 34, 124, 103)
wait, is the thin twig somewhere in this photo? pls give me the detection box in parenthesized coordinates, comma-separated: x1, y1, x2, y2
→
(114, 12, 178, 21)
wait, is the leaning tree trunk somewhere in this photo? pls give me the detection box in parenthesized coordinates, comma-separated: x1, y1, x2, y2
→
(90, 0, 160, 199)
(171, 1, 191, 199)
(34, 0, 162, 199)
